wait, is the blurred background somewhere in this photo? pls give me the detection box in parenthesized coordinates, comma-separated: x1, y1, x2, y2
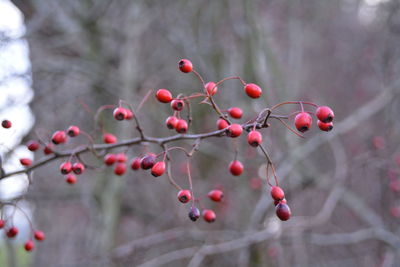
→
(0, 0, 400, 266)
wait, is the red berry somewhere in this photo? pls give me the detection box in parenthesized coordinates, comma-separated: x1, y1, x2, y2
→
(244, 83, 262, 98)
(202, 209, 216, 223)
(274, 198, 287, 206)
(0, 220, 4, 229)
(390, 179, 400, 192)
(372, 136, 385, 150)
(217, 119, 229, 130)
(114, 163, 126, 175)
(178, 59, 193, 73)
(24, 240, 34, 252)
(177, 190, 192, 203)
(43, 144, 54, 155)
(188, 207, 200, 221)
(175, 119, 188, 133)
(72, 162, 85, 175)
(229, 160, 244, 176)
(131, 157, 141, 170)
(140, 154, 156, 170)
(6, 226, 18, 238)
(103, 133, 117, 144)
(104, 154, 117, 165)
(125, 109, 134, 120)
(205, 82, 218, 96)
(51, 130, 68, 145)
(67, 125, 80, 137)
(316, 106, 334, 123)
(60, 161, 72, 174)
(317, 120, 333, 132)
(247, 130, 262, 147)
(1, 119, 11, 128)
(228, 107, 243, 119)
(20, 158, 32, 166)
(208, 190, 224, 202)
(276, 203, 291, 221)
(116, 153, 127, 163)
(66, 174, 77, 184)
(34, 230, 45, 241)
(151, 161, 166, 177)
(171, 99, 185, 111)
(294, 112, 312, 133)
(226, 124, 243, 138)
(165, 116, 179, 129)
(270, 186, 285, 201)
(113, 107, 127, 120)
(26, 140, 40, 151)
(156, 89, 173, 103)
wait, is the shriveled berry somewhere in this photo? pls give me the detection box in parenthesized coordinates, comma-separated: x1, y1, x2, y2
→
(20, 158, 32, 166)
(104, 154, 117, 165)
(294, 112, 312, 133)
(114, 163, 126, 175)
(229, 160, 244, 176)
(244, 83, 262, 98)
(316, 106, 334, 123)
(60, 162, 72, 174)
(43, 144, 54, 155)
(27, 140, 40, 151)
(67, 125, 80, 137)
(131, 157, 141, 170)
(52, 130, 68, 144)
(188, 207, 200, 221)
(175, 119, 188, 133)
(151, 161, 166, 177)
(178, 59, 193, 73)
(1, 120, 11, 128)
(217, 118, 229, 130)
(317, 120, 333, 132)
(103, 133, 117, 144)
(72, 162, 85, 174)
(34, 230, 45, 241)
(171, 99, 184, 111)
(205, 82, 218, 96)
(6, 226, 18, 238)
(113, 107, 127, 120)
(247, 130, 262, 147)
(226, 124, 243, 138)
(140, 154, 156, 170)
(202, 209, 216, 223)
(208, 190, 224, 202)
(276, 203, 291, 221)
(156, 89, 173, 103)
(66, 174, 77, 184)
(177, 190, 192, 203)
(166, 116, 179, 129)
(116, 153, 127, 163)
(24, 240, 34, 252)
(228, 107, 243, 119)
(270, 186, 285, 201)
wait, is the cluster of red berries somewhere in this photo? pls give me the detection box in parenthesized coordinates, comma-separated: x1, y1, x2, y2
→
(294, 106, 335, 133)
(270, 186, 291, 221)
(0, 219, 45, 252)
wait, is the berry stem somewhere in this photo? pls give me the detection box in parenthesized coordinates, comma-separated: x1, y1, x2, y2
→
(270, 101, 318, 111)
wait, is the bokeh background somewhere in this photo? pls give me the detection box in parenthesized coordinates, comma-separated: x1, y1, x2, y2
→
(0, 0, 400, 266)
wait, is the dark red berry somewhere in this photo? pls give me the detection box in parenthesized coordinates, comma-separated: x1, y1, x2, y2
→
(67, 125, 80, 137)
(188, 207, 200, 221)
(171, 99, 184, 111)
(114, 163, 126, 175)
(178, 59, 193, 73)
(205, 82, 217, 96)
(6, 226, 18, 238)
(226, 124, 242, 138)
(217, 119, 229, 130)
(203, 209, 216, 223)
(166, 116, 179, 129)
(1, 120, 11, 128)
(72, 162, 85, 175)
(103, 133, 117, 144)
(26, 140, 40, 151)
(24, 240, 34, 251)
(247, 130, 262, 147)
(104, 154, 117, 165)
(52, 130, 68, 144)
(43, 144, 54, 155)
(294, 112, 312, 132)
(60, 161, 72, 174)
(116, 153, 127, 163)
(317, 120, 333, 132)
(66, 174, 77, 184)
(208, 190, 224, 202)
(276, 203, 291, 221)
(34, 230, 45, 241)
(177, 190, 191, 203)
(270, 186, 285, 201)
(113, 107, 127, 120)
(156, 89, 173, 103)
(151, 161, 166, 177)
(229, 160, 244, 176)
(228, 107, 243, 119)
(140, 154, 156, 170)
(316, 106, 334, 123)
(244, 83, 262, 98)
(20, 158, 32, 166)
(131, 157, 141, 170)
(175, 119, 188, 133)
